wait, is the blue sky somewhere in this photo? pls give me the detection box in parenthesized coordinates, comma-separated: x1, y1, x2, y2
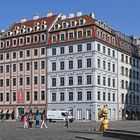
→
(0, 0, 140, 37)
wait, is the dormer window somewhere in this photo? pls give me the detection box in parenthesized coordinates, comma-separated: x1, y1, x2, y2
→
(62, 22, 67, 28)
(26, 27, 32, 33)
(71, 20, 76, 27)
(7, 31, 12, 37)
(21, 25, 26, 29)
(41, 24, 47, 30)
(54, 24, 58, 30)
(34, 22, 39, 26)
(41, 20, 46, 24)
(13, 30, 17, 35)
(15, 26, 19, 30)
(34, 26, 39, 31)
(79, 19, 85, 25)
(20, 29, 25, 34)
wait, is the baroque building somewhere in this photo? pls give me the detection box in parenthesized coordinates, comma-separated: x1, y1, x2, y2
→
(0, 12, 140, 121)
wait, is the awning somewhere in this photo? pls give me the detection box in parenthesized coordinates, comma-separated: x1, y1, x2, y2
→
(3, 110, 8, 114)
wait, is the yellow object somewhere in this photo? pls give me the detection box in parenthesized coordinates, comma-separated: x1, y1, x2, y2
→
(99, 105, 109, 132)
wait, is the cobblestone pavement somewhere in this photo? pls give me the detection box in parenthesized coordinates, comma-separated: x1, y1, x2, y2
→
(0, 120, 140, 140)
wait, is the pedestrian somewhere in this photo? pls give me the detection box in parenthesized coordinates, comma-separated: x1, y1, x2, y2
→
(35, 113, 41, 127)
(23, 114, 28, 128)
(64, 116, 69, 128)
(40, 114, 48, 129)
(28, 114, 33, 128)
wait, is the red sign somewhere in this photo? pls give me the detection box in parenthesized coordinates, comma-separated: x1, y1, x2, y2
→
(17, 88, 24, 104)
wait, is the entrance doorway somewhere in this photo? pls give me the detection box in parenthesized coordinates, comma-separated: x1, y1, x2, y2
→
(86, 109, 91, 120)
(18, 107, 24, 118)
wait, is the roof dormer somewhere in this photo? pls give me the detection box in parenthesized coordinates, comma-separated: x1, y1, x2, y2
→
(62, 21, 68, 29)
(70, 20, 77, 27)
(54, 23, 60, 30)
(79, 18, 86, 26)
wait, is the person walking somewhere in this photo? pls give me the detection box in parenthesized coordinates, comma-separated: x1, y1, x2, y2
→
(23, 114, 28, 128)
(64, 116, 69, 128)
(35, 113, 41, 127)
(28, 114, 33, 128)
(40, 114, 48, 129)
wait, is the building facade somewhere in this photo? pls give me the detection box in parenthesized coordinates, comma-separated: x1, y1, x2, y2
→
(0, 12, 140, 121)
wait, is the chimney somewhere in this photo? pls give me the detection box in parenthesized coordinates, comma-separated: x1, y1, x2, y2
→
(21, 17, 27, 23)
(90, 13, 95, 19)
(69, 13, 74, 18)
(46, 12, 53, 17)
(33, 15, 39, 20)
(77, 12, 82, 17)
(61, 15, 66, 20)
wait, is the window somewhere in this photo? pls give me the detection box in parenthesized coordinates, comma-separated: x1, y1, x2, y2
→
(13, 92, 16, 101)
(103, 61, 106, 70)
(41, 91, 45, 100)
(87, 43, 91, 51)
(0, 79, 3, 87)
(79, 19, 84, 25)
(19, 78, 23, 86)
(121, 93, 124, 104)
(60, 47, 64, 54)
(33, 35, 38, 43)
(69, 46, 73, 53)
(26, 36, 31, 44)
(52, 62, 56, 71)
(0, 54, 3, 60)
(60, 61, 64, 70)
(97, 59, 100, 68)
(113, 79, 115, 87)
(126, 68, 128, 76)
(41, 34, 45, 41)
(103, 77, 106, 86)
(112, 50, 115, 57)
(126, 56, 128, 63)
(60, 92, 64, 101)
(13, 78, 16, 86)
(113, 93, 115, 102)
(0, 66, 3, 73)
(86, 30, 92, 37)
(0, 93, 3, 102)
(6, 40, 10, 47)
(69, 32, 74, 39)
(77, 30, 82, 38)
(77, 76, 82, 85)
(87, 58, 91, 67)
(108, 48, 110, 55)
(26, 62, 30, 71)
(103, 46, 106, 53)
(52, 35, 57, 43)
(97, 91, 100, 100)
(87, 75, 91, 84)
(6, 79, 9, 86)
(60, 77, 65, 86)
(34, 76, 38, 85)
(13, 64, 16, 72)
(41, 76, 45, 84)
(108, 78, 111, 87)
(77, 45, 82, 52)
(108, 93, 111, 101)
(87, 91, 91, 100)
(52, 48, 56, 55)
(34, 91, 38, 101)
(19, 38, 24, 45)
(34, 49, 38, 56)
(6, 65, 10, 73)
(103, 92, 106, 101)
(41, 48, 45, 55)
(69, 92, 73, 101)
(121, 54, 124, 62)
(52, 93, 56, 101)
(108, 62, 110, 71)
(121, 66, 124, 75)
(97, 44, 100, 51)
(19, 51, 23, 58)
(121, 80, 124, 89)
(78, 59, 82, 68)
(52, 78, 56, 87)
(97, 75, 100, 85)
(71, 21, 75, 27)
(6, 92, 9, 101)
(112, 64, 115, 72)
(60, 33, 65, 41)
(69, 77, 73, 85)
(26, 50, 30, 57)
(34, 62, 38, 70)
(26, 77, 30, 85)
(41, 61, 45, 69)
(69, 60, 73, 69)
(6, 53, 9, 60)
(77, 92, 82, 101)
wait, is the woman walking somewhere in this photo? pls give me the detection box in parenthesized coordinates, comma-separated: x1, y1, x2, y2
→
(23, 114, 28, 128)
(40, 114, 48, 129)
